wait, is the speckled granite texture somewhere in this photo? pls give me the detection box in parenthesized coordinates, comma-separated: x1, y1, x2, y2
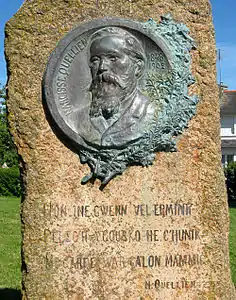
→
(5, 0, 236, 299)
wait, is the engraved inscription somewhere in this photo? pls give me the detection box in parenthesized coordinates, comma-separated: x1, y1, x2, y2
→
(134, 203, 192, 216)
(55, 38, 88, 116)
(164, 254, 203, 267)
(58, 38, 87, 76)
(145, 279, 196, 290)
(56, 76, 73, 116)
(42, 202, 192, 219)
(44, 253, 203, 270)
(162, 229, 200, 244)
(145, 279, 220, 291)
(43, 228, 201, 244)
(148, 51, 167, 71)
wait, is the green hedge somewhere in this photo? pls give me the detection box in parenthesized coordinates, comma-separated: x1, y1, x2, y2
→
(0, 168, 21, 197)
(224, 162, 236, 202)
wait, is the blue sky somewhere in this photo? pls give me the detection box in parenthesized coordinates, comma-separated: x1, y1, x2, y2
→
(0, 0, 235, 89)
(0, 0, 24, 85)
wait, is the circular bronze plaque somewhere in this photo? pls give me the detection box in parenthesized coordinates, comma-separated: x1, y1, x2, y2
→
(43, 17, 171, 149)
(43, 16, 197, 184)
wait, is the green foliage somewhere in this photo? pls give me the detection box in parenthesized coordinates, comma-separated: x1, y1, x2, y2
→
(0, 83, 18, 168)
(0, 83, 6, 116)
(0, 168, 21, 197)
(0, 121, 19, 167)
(229, 206, 236, 284)
(0, 83, 6, 101)
(224, 162, 236, 202)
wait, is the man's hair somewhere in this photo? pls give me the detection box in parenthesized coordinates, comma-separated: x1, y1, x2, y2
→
(89, 27, 146, 78)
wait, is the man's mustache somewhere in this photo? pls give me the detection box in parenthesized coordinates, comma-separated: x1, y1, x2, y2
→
(91, 72, 126, 90)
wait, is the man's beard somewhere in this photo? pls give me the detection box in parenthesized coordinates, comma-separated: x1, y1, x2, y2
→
(89, 72, 134, 120)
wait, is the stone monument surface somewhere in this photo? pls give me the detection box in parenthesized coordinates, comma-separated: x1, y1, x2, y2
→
(5, 0, 236, 299)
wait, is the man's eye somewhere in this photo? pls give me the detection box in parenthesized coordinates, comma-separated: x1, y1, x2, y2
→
(109, 55, 117, 61)
(90, 57, 99, 63)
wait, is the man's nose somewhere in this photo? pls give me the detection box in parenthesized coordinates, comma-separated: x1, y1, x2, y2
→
(98, 58, 109, 72)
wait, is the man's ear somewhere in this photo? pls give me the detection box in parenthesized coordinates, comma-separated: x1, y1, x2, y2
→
(135, 59, 144, 78)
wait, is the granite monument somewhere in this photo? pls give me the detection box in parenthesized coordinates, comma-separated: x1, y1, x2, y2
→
(5, 0, 236, 299)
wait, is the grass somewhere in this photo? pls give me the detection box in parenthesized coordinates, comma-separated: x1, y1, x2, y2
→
(229, 201, 236, 284)
(0, 196, 235, 292)
(0, 196, 21, 290)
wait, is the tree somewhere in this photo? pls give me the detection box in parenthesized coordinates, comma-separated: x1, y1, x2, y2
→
(0, 83, 18, 167)
(224, 162, 236, 202)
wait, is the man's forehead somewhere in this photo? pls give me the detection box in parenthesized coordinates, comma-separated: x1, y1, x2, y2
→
(90, 35, 126, 55)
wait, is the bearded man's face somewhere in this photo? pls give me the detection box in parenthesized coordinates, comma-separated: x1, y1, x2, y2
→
(89, 35, 137, 119)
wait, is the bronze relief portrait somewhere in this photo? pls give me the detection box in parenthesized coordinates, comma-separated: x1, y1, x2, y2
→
(43, 16, 197, 185)
(70, 27, 155, 148)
